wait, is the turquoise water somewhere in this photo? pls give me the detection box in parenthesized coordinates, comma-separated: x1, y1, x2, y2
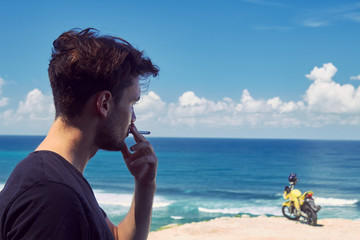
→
(0, 136, 359, 230)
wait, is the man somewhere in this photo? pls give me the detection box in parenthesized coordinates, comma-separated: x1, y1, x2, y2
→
(0, 28, 159, 240)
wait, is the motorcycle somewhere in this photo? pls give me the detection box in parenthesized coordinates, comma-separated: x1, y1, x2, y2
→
(282, 174, 321, 226)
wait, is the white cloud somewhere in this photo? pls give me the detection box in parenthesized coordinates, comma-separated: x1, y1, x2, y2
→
(2, 63, 360, 135)
(350, 74, 360, 80)
(343, 12, 360, 22)
(0, 77, 9, 107)
(0, 77, 5, 94)
(298, 3, 360, 28)
(1, 109, 21, 125)
(161, 90, 304, 128)
(179, 91, 207, 107)
(0, 89, 54, 125)
(16, 89, 55, 120)
(0, 97, 9, 107)
(133, 63, 360, 130)
(280, 101, 305, 113)
(135, 91, 166, 121)
(302, 20, 328, 27)
(236, 89, 264, 113)
(235, 90, 304, 114)
(304, 63, 360, 113)
(305, 62, 337, 82)
(165, 91, 235, 127)
(267, 97, 282, 110)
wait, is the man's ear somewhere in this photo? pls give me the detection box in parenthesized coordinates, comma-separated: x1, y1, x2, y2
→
(96, 91, 112, 118)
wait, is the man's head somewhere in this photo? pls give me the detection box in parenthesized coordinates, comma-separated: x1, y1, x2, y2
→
(48, 28, 159, 125)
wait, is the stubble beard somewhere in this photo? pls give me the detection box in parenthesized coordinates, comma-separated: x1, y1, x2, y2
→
(95, 123, 126, 151)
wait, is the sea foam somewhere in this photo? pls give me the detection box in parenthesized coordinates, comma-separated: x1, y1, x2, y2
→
(94, 190, 133, 207)
(198, 206, 282, 216)
(94, 189, 173, 208)
(314, 197, 358, 206)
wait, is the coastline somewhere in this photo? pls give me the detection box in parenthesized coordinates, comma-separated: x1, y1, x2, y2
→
(148, 216, 360, 240)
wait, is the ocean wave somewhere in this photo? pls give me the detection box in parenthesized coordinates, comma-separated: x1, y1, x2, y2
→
(314, 197, 358, 206)
(171, 216, 184, 220)
(0, 183, 4, 191)
(94, 190, 133, 207)
(198, 206, 282, 216)
(202, 189, 281, 201)
(94, 189, 173, 208)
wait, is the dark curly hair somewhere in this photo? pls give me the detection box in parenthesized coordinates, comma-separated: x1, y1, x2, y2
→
(48, 28, 159, 122)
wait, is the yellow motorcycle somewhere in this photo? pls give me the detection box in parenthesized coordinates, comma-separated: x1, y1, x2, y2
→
(282, 173, 321, 226)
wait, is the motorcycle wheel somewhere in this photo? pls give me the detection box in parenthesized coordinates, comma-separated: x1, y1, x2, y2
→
(302, 205, 317, 226)
(282, 205, 300, 220)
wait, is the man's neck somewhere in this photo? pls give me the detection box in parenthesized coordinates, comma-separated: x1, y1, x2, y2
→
(36, 117, 98, 173)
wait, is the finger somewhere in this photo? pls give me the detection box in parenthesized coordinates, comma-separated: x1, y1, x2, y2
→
(129, 146, 154, 162)
(120, 142, 132, 159)
(130, 155, 157, 167)
(130, 141, 152, 153)
(130, 123, 146, 143)
(127, 149, 152, 161)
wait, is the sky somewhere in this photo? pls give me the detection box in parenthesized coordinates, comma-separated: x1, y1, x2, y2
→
(1, 0, 360, 140)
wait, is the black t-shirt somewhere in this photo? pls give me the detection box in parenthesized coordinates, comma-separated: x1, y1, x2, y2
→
(0, 151, 115, 240)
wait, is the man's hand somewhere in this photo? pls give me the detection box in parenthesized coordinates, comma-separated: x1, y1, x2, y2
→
(108, 123, 157, 240)
(121, 123, 157, 186)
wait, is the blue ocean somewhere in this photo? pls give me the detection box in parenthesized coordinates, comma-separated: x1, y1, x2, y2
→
(0, 136, 359, 231)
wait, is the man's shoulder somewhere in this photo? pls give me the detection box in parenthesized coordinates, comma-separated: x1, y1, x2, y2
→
(6, 150, 69, 178)
(0, 152, 45, 203)
(12, 150, 86, 184)
(10, 181, 81, 208)
(0, 151, 90, 210)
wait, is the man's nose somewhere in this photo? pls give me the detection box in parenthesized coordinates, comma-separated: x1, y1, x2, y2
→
(131, 106, 136, 122)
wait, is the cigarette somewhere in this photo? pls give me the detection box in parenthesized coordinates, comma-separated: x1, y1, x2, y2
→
(139, 131, 150, 135)
(130, 131, 151, 135)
